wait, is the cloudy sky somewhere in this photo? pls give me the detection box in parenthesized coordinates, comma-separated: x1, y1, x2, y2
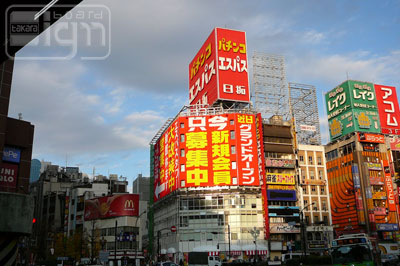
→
(8, 0, 400, 187)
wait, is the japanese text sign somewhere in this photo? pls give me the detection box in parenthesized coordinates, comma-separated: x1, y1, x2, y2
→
(374, 84, 400, 135)
(153, 113, 263, 201)
(189, 28, 249, 106)
(266, 173, 295, 185)
(326, 80, 381, 141)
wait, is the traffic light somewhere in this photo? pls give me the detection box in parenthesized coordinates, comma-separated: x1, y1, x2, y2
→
(32, 218, 36, 224)
(217, 244, 219, 249)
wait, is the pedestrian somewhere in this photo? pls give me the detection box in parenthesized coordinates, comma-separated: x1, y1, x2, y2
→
(179, 259, 184, 266)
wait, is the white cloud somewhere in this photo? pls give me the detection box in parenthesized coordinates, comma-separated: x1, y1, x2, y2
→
(9, 61, 167, 157)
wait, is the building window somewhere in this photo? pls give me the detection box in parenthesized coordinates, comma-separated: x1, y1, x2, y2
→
(300, 156, 304, 162)
(231, 146, 236, 154)
(318, 170, 323, 180)
(304, 200, 308, 206)
(180, 134, 185, 142)
(181, 164, 185, 172)
(180, 149, 185, 157)
(314, 216, 319, 223)
(323, 215, 328, 225)
(305, 216, 310, 225)
(321, 187, 325, 194)
(310, 170, 315, 180)
(230, 120, 234, 125)
(313, 201, 318, 210)
(232, 161, 237, 169)
(251, 203, 256, 209)
(311, 186, 316, 192)
(317, 157, 322, 165)
(322, 201, 326, 211)
(303, 187, 306, 194)
(230, 130, 235, 140)
(180, 123, 184, 128)
(309, 156, 313, 164)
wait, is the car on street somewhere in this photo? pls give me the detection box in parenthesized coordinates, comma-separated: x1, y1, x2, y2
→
(381, 254, 399, 266)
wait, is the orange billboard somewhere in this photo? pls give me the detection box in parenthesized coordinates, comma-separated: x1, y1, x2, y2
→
(189, 28, 250, 106)
(153, 113, 262, 201)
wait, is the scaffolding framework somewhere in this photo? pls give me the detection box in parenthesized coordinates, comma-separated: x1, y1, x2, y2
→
(252, 52, 291, 121)
(288, 82, 321, 145)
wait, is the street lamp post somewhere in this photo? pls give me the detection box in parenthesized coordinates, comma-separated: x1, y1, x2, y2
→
(300, 202, 315, 261)
(134, 210, 147, 266)
(250, 227, 260, 263)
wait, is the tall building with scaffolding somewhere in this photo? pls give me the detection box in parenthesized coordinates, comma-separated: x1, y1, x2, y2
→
(252, 52, 291, 121)
(288, 83, 321, 145)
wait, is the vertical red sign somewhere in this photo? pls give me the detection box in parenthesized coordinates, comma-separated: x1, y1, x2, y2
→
(235, 114, 260, 186)
(188, 28, 250, 106)
(383, 160, 396, 212)
(189, 30, 217, 105)
(216, 28, 250, 103)
(256, 113, 269, 239)
(374, 84, 400, 135)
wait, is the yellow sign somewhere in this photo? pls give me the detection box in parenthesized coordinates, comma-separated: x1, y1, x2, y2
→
(358, 112, 371, 129)
(268, 185, 295, 190)
(266, 173, 295, 185)
(330, 118, 342, 138)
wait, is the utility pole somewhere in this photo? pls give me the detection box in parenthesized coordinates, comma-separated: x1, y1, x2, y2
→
(228, 224, 231, 261)
(115, 220, 118, 265)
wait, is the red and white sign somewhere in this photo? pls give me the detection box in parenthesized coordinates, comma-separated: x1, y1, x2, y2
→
(84, 194, 140, 220)
(189, 28, 249, 106)
(245, 250, 267, 255)
(390, 136, 400, 151)
(374, 84, 400, 135)
(0, 163, 18, 188)
(357, 132, 385, 143)
(208, 251, 219, 256)
(383, 160, 396, 212)
(171, 225, 177, 232)
(153, 113, 263, 201)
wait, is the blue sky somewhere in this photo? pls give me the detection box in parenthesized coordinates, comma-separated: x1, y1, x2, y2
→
(8, 0, 400, 189)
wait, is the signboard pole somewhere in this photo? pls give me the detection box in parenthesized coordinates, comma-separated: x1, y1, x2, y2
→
(115, 220, 117, 265)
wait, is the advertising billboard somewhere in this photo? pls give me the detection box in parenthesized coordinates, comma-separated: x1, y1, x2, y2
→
(382, 160, 396, 212)
(326, 80, 381, 141)
(266, 173, 295, 185)
(84, 194, 139, 220)
(374, 84, 400, 135)
(153, 120, 179, 201)
(267, 190, 296, 201)
(2, 147, 21, 163)
(390, 136, 400, 151)
(0, 163, 18, 188)
(189, 28, 250, 106)
(358, 132, 385, 143)
(265, 158, 295, 168)
(153, 113, 263, 201)
(270, 223, 300, 234)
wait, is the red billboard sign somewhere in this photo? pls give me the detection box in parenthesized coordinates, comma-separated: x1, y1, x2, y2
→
(189, 28, 249, 106)
(153, 113, 263, 201)
(374, 84, 400, 135)
(357, 132, 385, 143)
(390, 136, 400, 151)
(0, 163, 18, 188)
(382, 160, 396, 212)
(84, 194, 139, 220)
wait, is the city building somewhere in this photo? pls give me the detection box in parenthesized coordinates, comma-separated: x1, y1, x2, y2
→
(132, 174, 150, 202)
(151, 106, 268, 263)
(83, 194, 147, 265)
(263, 116, 300, 259)
(325, 80, 400, 241)
(29, 159, 41, 183)
(297, 144, 333, 253)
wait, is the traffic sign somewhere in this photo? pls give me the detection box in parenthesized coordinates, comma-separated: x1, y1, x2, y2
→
(171, 225, 177, 232)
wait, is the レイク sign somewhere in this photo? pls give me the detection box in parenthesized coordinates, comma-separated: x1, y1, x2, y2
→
(189, 28, 249, 106)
